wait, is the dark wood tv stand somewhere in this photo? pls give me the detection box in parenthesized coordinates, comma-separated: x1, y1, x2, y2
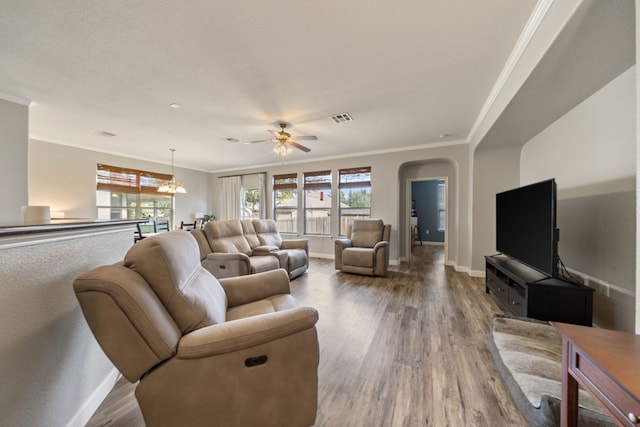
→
(485, 254, 594, 326)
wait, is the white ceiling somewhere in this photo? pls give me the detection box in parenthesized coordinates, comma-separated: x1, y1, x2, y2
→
(0, 0, 537, 172)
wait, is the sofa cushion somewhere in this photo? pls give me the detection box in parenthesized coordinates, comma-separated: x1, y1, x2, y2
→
(350, 219, 384, 248)
(226, 294, 299, 321)
(342, 247, 374, 268)
(253, 219, 283, 247)
(241, 219, 260, 248)
(249, 255, 281, 274)
(124, 231, 228, 334)
(205, 220, 252, 256)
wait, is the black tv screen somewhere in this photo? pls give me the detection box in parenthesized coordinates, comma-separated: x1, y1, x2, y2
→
(496, 179, 558, 277)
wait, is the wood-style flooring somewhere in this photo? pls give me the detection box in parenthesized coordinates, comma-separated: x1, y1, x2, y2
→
(86, 245, 526, 427)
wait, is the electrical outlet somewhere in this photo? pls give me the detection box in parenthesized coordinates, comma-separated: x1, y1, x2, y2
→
(425, 229, 429, 234)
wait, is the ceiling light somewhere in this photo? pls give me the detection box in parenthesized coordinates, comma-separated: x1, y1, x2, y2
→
(272, 140, 293, 157)
(170, 103, 181, 108)
(157, 148, 187, 194)
(439, 133, 450, 139)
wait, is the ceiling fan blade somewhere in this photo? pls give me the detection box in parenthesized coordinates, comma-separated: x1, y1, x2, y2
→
(268, 129, 280, 137)
(245, 138, 273, 144)
(290, 141, 311, 152)
(291, 135, 318, 141)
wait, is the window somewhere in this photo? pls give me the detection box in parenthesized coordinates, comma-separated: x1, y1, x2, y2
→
(273, 173, 298, 233)
(437, 182, 446, 231)
(339, 167, 371, 235)
(96, 164, 173, 222)
(241, 188, 261, 220)
(303, 170, 331, 235)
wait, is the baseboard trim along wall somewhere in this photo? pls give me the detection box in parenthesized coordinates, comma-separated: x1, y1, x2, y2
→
(65, 368, 120, 427)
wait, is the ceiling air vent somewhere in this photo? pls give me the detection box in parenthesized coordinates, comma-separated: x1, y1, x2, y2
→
(330, 112, 353, 124)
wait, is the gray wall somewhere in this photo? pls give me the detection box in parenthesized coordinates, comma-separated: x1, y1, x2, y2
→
(471, 144, 521, 272)
(411, 180, 445, 243)
(519, 67, 636, 332)
(0, 226, 134, 426)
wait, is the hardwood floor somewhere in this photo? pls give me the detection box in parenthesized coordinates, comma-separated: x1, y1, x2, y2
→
(86, 246, 526, 426)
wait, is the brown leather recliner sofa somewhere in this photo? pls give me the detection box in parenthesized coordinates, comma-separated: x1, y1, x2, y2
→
(191, 219, 309, 279)
(334, 219, 391, 276)
(73, 230, 319, 427)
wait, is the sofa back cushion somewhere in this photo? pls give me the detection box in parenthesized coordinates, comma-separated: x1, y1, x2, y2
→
(350, 219, 384, 248)
(242, 219, 260, 248)
(190, 229, 213, 260)
(253, 219, 283, 247)
(124, 230, 228, 334)
(204, 219, 252, 255)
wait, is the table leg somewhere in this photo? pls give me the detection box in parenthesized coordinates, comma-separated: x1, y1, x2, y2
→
(561, 338, 579, 427)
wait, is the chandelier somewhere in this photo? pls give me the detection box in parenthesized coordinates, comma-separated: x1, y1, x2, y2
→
(158, 148, 187, 194)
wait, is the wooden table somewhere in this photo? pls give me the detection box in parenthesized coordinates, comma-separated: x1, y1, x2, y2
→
(552, 322, 640, 426)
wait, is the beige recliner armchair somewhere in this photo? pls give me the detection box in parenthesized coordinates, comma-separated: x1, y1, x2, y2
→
(73, 230, 319, 427)
(334, 219, 391, 276)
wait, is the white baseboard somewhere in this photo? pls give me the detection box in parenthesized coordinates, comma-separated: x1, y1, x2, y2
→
(469, 270, 486, 278)
(310, 252, 399, 266)
(309, 252, 333, 260)
(65, 368, 120, 427)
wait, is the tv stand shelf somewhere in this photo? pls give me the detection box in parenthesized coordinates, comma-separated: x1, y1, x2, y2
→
(485, 255, 594, 326)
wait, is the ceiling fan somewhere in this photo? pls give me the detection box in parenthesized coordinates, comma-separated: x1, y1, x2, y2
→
(247, 123, 318, 156)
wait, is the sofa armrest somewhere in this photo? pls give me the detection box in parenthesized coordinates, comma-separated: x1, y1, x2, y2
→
(201, 252, 251, 279)
(177, 306, 319, 358)
(334, 238, 352, 270)
(219, 268, 291, 307)
(281, 239, 309, 253)
(372, 240, 388, 252)
(252, 245, 280, 256)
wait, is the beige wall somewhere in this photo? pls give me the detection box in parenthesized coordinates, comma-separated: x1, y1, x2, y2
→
(210, 142, 472, 268)
(637, 0, 640, 334)
(28, 139, 212, 227)
(0, 97, 29, 222)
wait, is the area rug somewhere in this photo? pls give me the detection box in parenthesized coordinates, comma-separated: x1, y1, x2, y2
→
(488, 314, 614, 427)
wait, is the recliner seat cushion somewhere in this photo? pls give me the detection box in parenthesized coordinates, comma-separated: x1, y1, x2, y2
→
(342, 247, 374, 268)
(124, 231, 228, 334)
(350, 219, 384, 248)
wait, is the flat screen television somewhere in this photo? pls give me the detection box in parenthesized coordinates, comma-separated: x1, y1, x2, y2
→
(496, 179, 558, 278)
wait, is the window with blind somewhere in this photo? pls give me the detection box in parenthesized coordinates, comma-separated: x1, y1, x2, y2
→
(303, 170, 332, 235)
(339, 166, 371, 235)
(96, 164, 174, 222)
(273, 173, 298, 233)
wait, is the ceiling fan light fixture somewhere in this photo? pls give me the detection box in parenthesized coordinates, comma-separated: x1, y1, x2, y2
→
(272, 141, 293, 157)
(158, 148, 187, 194)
